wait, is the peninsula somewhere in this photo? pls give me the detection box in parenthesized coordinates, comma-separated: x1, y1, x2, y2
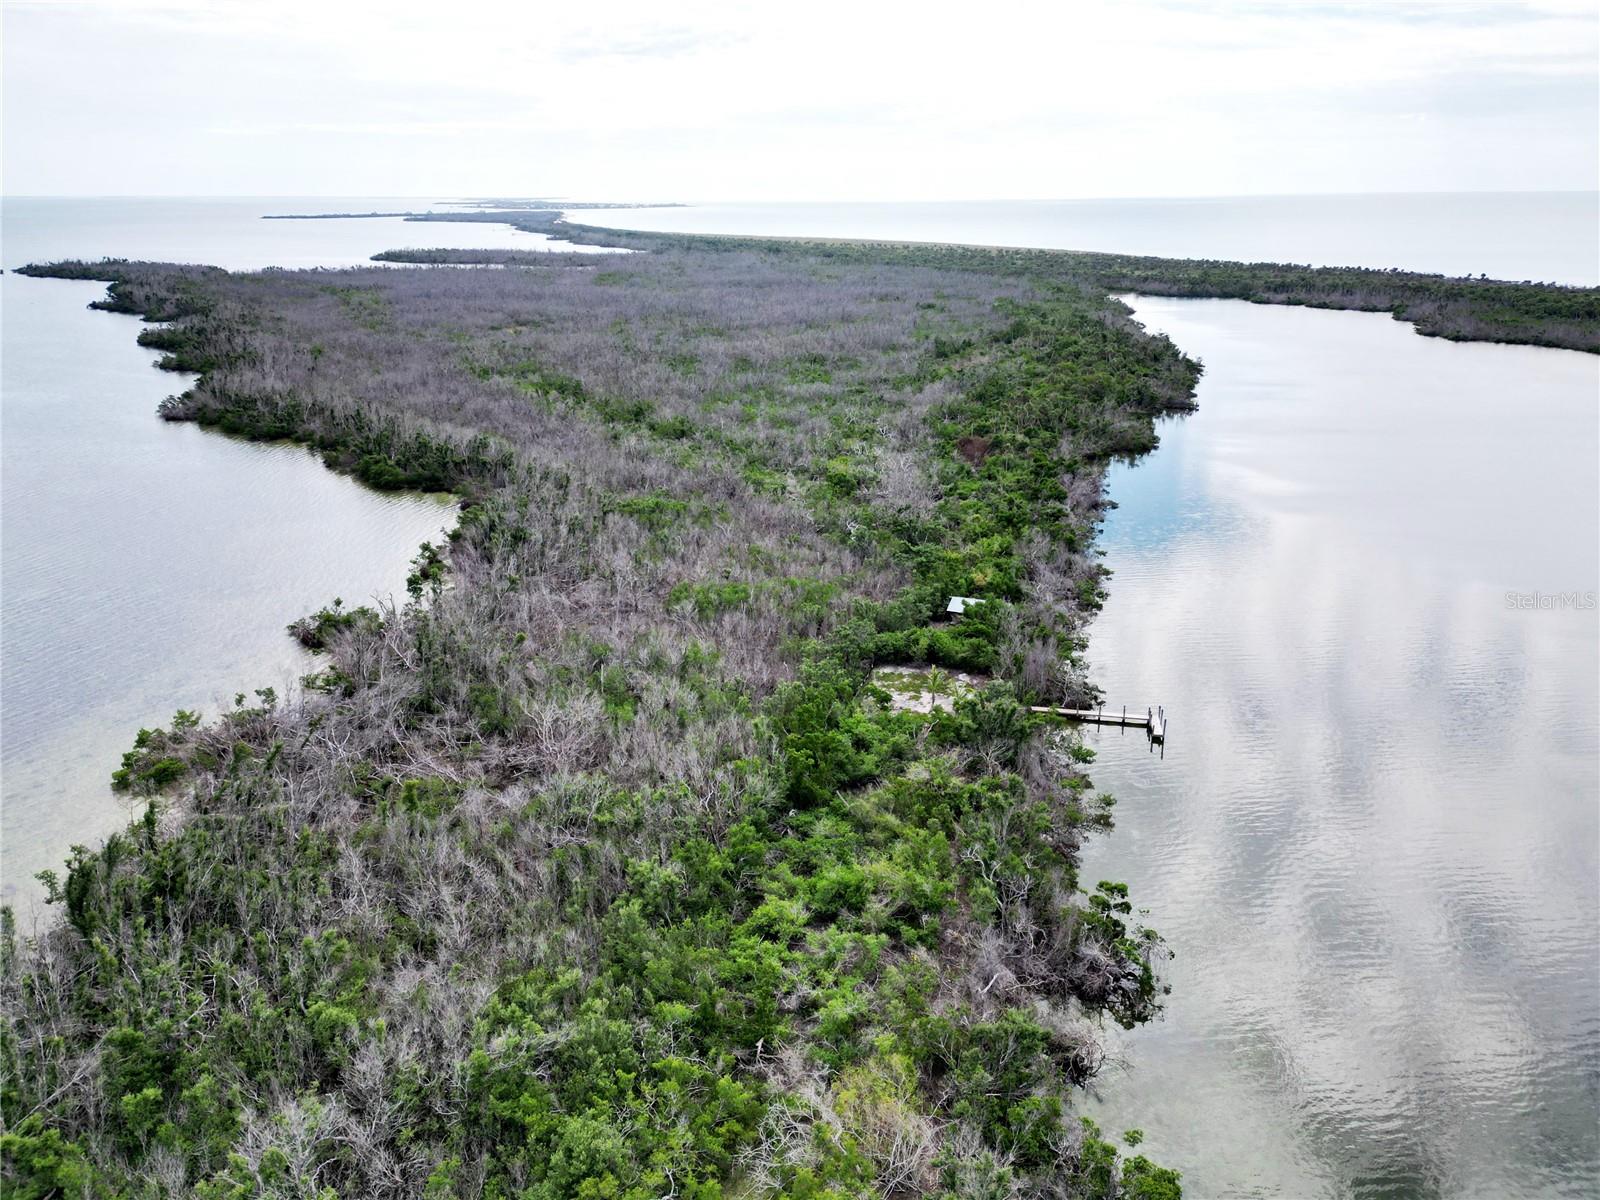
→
(6, 223, 1596, 1198)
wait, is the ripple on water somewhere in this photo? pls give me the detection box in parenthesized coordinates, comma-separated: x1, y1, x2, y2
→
(1078, 296, 1598, 1198)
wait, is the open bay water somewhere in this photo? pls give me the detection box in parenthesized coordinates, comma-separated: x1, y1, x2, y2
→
(0, 197, 620, 914)
(0, 195, 600, 271)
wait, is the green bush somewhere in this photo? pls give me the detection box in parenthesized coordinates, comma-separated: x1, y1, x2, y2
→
(0, 1117, 98, 1199)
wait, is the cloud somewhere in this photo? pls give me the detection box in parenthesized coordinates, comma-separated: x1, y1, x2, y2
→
(4, 0, 1594, 197)
(553, 27, 747, 64)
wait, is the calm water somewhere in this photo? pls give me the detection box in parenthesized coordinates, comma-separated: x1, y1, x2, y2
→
(581, 196, 1600, 1192)
(1076, 298, 1599, 1198)
(573, 193, 1600, 286)
(0, 197, 611, 915)
(577, 197, 1600, 1193)
(2, 197, 1595, 1193)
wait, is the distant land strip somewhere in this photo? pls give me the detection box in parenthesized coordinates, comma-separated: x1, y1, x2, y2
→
(348, 206, 1597, 353)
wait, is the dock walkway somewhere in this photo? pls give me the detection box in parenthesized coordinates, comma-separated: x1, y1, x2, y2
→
(1030, 703, 1168, 742)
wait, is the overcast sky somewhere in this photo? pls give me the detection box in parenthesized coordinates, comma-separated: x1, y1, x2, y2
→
(4, 0, 1596, 200)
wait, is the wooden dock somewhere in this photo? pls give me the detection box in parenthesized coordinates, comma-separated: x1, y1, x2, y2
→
(1031, 703, 1168, 742)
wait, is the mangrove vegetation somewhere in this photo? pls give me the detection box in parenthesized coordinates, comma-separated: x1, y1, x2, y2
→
(1, 219, 1471, 1199)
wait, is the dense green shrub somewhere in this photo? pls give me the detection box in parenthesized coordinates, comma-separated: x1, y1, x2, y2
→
(4, 236, 1199, 1198)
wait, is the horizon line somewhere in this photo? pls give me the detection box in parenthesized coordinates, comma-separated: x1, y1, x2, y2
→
(3, 188, 1597, 204)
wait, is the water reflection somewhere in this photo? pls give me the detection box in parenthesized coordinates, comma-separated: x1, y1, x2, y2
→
(1078, 299, 1599, 1198)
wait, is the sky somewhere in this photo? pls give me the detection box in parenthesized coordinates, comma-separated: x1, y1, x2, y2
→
(3, 0, 1597, 200)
